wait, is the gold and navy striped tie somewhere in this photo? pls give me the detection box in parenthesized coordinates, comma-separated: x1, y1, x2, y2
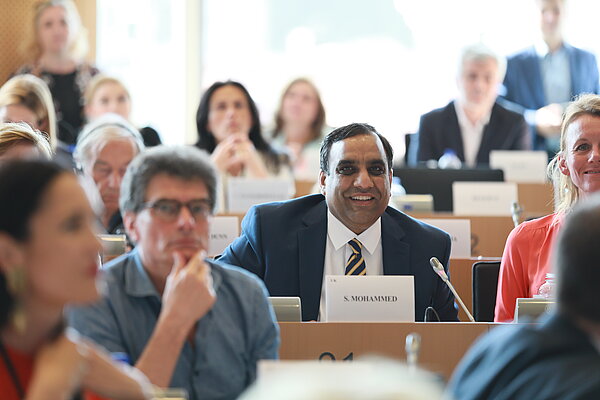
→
(345, 238, 366, 275)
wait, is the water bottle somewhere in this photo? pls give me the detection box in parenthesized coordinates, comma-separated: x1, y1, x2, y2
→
(437, 149, 462, 169)
(537, 273, 556, 299)
(391, 177, 406, 196)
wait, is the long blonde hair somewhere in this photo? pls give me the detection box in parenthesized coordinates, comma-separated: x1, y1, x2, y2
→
(547, 94, 600, 214)
(0, 74, 57, 149)
(21, 0, 89, 63)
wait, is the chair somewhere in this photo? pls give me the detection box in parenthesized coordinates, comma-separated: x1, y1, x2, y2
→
(472, 261, 501, 322)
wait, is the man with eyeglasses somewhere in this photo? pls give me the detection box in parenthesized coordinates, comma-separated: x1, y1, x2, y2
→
(69, 146, 279, 400)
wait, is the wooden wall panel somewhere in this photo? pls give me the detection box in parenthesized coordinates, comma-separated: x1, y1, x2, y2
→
(0, 0, 96, 85)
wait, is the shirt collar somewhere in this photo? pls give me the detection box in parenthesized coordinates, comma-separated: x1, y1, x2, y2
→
(124, 248, 160, 298)
(454, 99, 492, 129)
(327, 210, 381, 254)
(535, 40, 565, 57)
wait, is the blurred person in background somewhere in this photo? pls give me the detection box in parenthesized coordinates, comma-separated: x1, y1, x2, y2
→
(270, 78, 328, 181)
(414, 43, 530, 167)
(195, 80, 290, 179)
(14, 0, 99, 147)
(0, 160, 153, 400)
(0, 74, 74, 167)
(84, 75, 162, 147)
(501, 0, 599, 156)
(0, 74, 57, 150)
(74, 114, 145, 235)
(0, 122, 52, 161)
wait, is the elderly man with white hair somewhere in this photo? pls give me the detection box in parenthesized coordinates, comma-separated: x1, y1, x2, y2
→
(74, 113, 145, 234)
(413, 43, 531, 167)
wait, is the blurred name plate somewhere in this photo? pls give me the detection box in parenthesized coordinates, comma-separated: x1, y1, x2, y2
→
(490, 150, 548, 183)
(227, 178, 293, 213)
(325, 275, 414, 322)
(209, 216, 239, 256)
(420, 218, 471, 258)
(453, 182, 517, 216)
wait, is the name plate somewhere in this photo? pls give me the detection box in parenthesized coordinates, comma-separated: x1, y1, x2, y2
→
(490, 150, 548, 183)
(325, 275, 414, 322)
(208, 216, 239, 256)
(453, 182, 517, 216)
(227, 177, 294, 213)
(420, 219, 471, 258)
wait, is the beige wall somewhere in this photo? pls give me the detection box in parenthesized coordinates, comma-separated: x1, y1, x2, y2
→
(0, 0, 96, 84)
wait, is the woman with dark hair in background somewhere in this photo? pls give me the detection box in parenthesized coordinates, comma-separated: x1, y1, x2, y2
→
(270, 78, 328, 181)
(195, 80, 290, 178)
(0, 160, 153, 399)
(14, 0, 98, 147)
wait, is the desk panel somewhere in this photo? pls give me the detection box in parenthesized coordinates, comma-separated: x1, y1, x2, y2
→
(279, 322, 498, 379)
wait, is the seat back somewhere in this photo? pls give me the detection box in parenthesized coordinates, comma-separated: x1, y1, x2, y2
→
(472, 261, 501, 322)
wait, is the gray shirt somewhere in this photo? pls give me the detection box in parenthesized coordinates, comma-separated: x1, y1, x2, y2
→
(68, 249, 279, 400)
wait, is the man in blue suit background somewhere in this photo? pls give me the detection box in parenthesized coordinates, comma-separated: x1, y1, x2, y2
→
(501, 0, 599, 154)
(219, 123, 458, 321)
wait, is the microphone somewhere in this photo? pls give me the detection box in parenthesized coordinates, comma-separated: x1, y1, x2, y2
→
(511, 201, 523, 228)
(430, 257, 475, 322)
(405, 332, 421, 372)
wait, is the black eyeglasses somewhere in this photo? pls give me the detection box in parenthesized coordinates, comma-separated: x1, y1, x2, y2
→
(141, 199, 212, 221)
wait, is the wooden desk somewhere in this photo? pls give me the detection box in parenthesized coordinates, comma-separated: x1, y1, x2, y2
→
(279, 322, 498, 379)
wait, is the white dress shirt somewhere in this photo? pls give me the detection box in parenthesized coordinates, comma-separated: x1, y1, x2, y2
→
(318, 210, 383, 320)
(455, 100, 491, 167)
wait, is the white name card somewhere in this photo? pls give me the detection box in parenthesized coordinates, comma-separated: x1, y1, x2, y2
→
(325, 275, 414, 322)
(453, 182, 518, 216)
(208, 216, 239, 256)
(226, 177, 294, 213)
(490, 150, 548, 183)
(420, 219, 471, 258)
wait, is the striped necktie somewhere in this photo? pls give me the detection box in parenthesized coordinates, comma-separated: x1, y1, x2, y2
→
(345, 238, 366, 276)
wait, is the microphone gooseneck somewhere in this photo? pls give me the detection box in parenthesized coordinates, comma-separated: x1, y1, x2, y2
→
(429, 257, 475, 322)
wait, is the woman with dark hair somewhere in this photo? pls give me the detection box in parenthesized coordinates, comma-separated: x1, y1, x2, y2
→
(270, 78, 328, 181)
(0, 160, 152, 399)
(195, 80, 290, 178)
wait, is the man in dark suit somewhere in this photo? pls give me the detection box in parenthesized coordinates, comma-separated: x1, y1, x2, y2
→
(219, 123, 458, 321)
(414, 43, 530, 167)
(501, 0, 599, 154)
(447, 194, 600, 399)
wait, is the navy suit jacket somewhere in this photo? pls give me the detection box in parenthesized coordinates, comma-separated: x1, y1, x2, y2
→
(414, 101, 530, 165)
(218, 194, 458, 321)
(501, 44, 600, 149)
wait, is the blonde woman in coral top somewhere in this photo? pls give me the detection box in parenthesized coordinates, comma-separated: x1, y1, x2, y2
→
(495, 94, 600, 322)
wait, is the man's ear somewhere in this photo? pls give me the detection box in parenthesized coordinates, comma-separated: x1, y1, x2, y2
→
(318, 170, 327, 195)
(123, 212, 139, 244)
(0, 233, 25, 275)
(558, 153, 570, 176)
(388, 169, 393, 197)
